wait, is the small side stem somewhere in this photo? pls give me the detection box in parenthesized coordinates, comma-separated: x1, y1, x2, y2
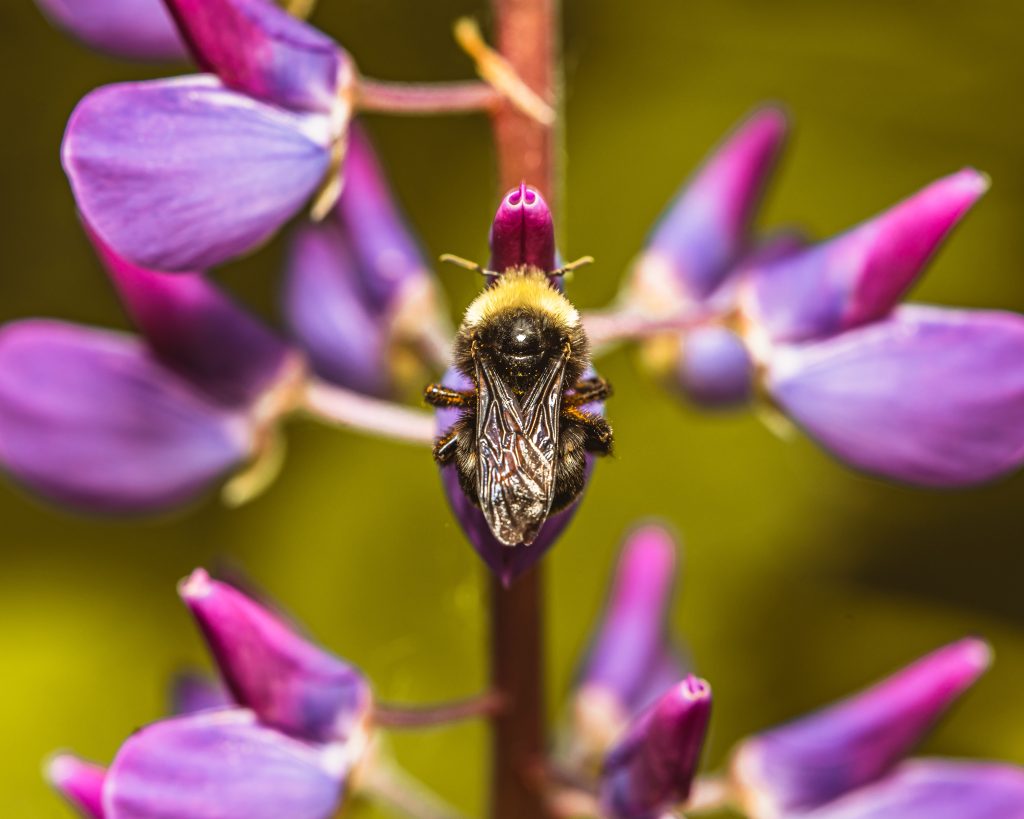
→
(357, 78, 501, 115)
(686, 775, 733, 814)
(360, 761, 470, 819)
(375, 692, 505, 728)
(302, 379, 436, 444)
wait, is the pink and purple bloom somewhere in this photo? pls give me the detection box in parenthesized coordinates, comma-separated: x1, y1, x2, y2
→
(616, 106, 1024, 488)
(62, 0, 355, 272)
(47, 570, 371, 819)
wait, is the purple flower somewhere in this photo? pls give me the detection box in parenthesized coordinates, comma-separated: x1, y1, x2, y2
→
(571, 525, 686, 762)
(799, 760, 1024, 819)
(283, 125, 451, 397)
(599, 676, 712, 819)
(48, 570, 371, 819)
(0, 232, 302, 513)
(731, 638, 992, 818)
(432, 186, 608, 584)
(63, 0, 355, 272)
(180, 568, 372, 744)
(34, 0, 186, 60)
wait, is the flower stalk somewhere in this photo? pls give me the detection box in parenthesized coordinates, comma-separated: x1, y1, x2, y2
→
(483, 1, 559, 816)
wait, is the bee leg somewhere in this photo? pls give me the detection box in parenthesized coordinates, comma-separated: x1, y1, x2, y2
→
(424, 383, 476, 408)
(564, 376, 613, 407)
(433, 429, 460, 464)
(562, 406, 614, 455)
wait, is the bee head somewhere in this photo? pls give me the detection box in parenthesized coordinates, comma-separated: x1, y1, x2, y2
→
(478, 307, 566, 374)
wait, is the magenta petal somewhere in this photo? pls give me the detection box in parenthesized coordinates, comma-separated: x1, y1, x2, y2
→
(35, 0, 185, 60)
(171, 672, 234, 715)
(105, 710, 345, 819)
(600, 677, 712, 819)
(747, 169, 988, 341)
(163, 0, 351, 114)
(0, 321, 250, 513)
(767, 306, 1024, 486)
(90, 229, 296, 407)
(489, 184, 557, 273)
(180, 570, 371, 743)
(63, 76, 333, 272)
(801, 760, 1024, 819)
(641, 107, 788, 301)
(581, 525, 680, 713)
(732, 639, 991, 817)
(47, 755, 107, 819)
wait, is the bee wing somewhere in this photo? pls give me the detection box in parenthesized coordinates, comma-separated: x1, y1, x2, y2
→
(474, 347, 569, 546)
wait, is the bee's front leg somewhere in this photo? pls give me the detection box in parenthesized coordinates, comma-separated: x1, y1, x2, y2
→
(433, 428, 460, 464)
(424, 383, 476, 409)
(564, 376, 612, 407)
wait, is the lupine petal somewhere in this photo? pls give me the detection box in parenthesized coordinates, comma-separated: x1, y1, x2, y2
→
(802, 760, 1024, 819)
(489, 183, 557, 273)
(163, 0, 352, 114)
(63, 76, 333, 272)
(635, 107, 787, 306)
(766, 306, 1024, 486)
(677, 325, 754, 407)
(581, 525, 680, 712)
(0, 321, 251, 513)
(171, 672, 234, 715)
(91, 228, 296, 408)
(47, 754, 107, 819)
(600, 676, 712, 819)
(180, 569, 371, 743)
(746, 169, 988, 341)
(34, 0, 185, 60)
(104, 710, 346, 819)
(732, 638, 992, 818)
(284, 220, 390, 395)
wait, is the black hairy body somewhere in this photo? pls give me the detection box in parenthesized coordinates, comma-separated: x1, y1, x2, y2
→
(426, 268, 613, 546)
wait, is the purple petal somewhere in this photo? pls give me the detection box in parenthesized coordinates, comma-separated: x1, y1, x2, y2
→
(63, 76, 333, 272)
(0, 321, 251, 513)
(47, 754, 107, 819)
(676, 325, 754, 407)
(105, 710, 346, 819)
(171, 672, 234, 715)
(90, 227, 297, 408)
(489, 183, 557, 273)
(766, 306, 1024, 486)
(283, 221, 390, 395)
(180, 569, 371, 743)
(732, 638, 991, 817)
(163, 0, 352, 114)
(600, 676, 712, 819)
(746, 169, 988, 342)
(34, 0, 185, 60)
(580, 525, 680, 712)
(801, 760, 1024, 819)
(636, 107, 788, 305)
(283, 128, 434, 397)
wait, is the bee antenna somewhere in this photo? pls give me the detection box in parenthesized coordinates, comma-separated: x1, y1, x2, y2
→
(552, 255, 595, 277)
(439, 253, 500, 277)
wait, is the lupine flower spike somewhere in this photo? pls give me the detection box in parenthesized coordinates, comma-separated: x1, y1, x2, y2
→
(33, 0, 186, 60)
(731, 638, 1024, 819)
(63, 0, 355, 271)
(429, 184, 612, 585)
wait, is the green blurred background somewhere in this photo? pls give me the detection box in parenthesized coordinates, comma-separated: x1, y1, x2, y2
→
(2, 0, 1024, 815)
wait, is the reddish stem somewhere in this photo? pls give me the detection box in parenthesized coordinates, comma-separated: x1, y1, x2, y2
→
(357, 78, 501, 115)
(485, 2, 559, 817)
(374, 691, 506, 728)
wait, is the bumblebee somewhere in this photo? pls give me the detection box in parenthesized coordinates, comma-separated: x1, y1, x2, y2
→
(425, 264, 613, 547)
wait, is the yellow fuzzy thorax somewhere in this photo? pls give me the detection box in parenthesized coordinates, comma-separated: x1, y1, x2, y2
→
(462, 267, 580, 330)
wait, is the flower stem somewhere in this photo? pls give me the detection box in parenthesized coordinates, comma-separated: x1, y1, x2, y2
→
(375, 692, 506, 728)
(357, 78, 501, 115)
(485, 1, 559, 817)
(360, 760, 470, 819)
(301, 379, 436, 444)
